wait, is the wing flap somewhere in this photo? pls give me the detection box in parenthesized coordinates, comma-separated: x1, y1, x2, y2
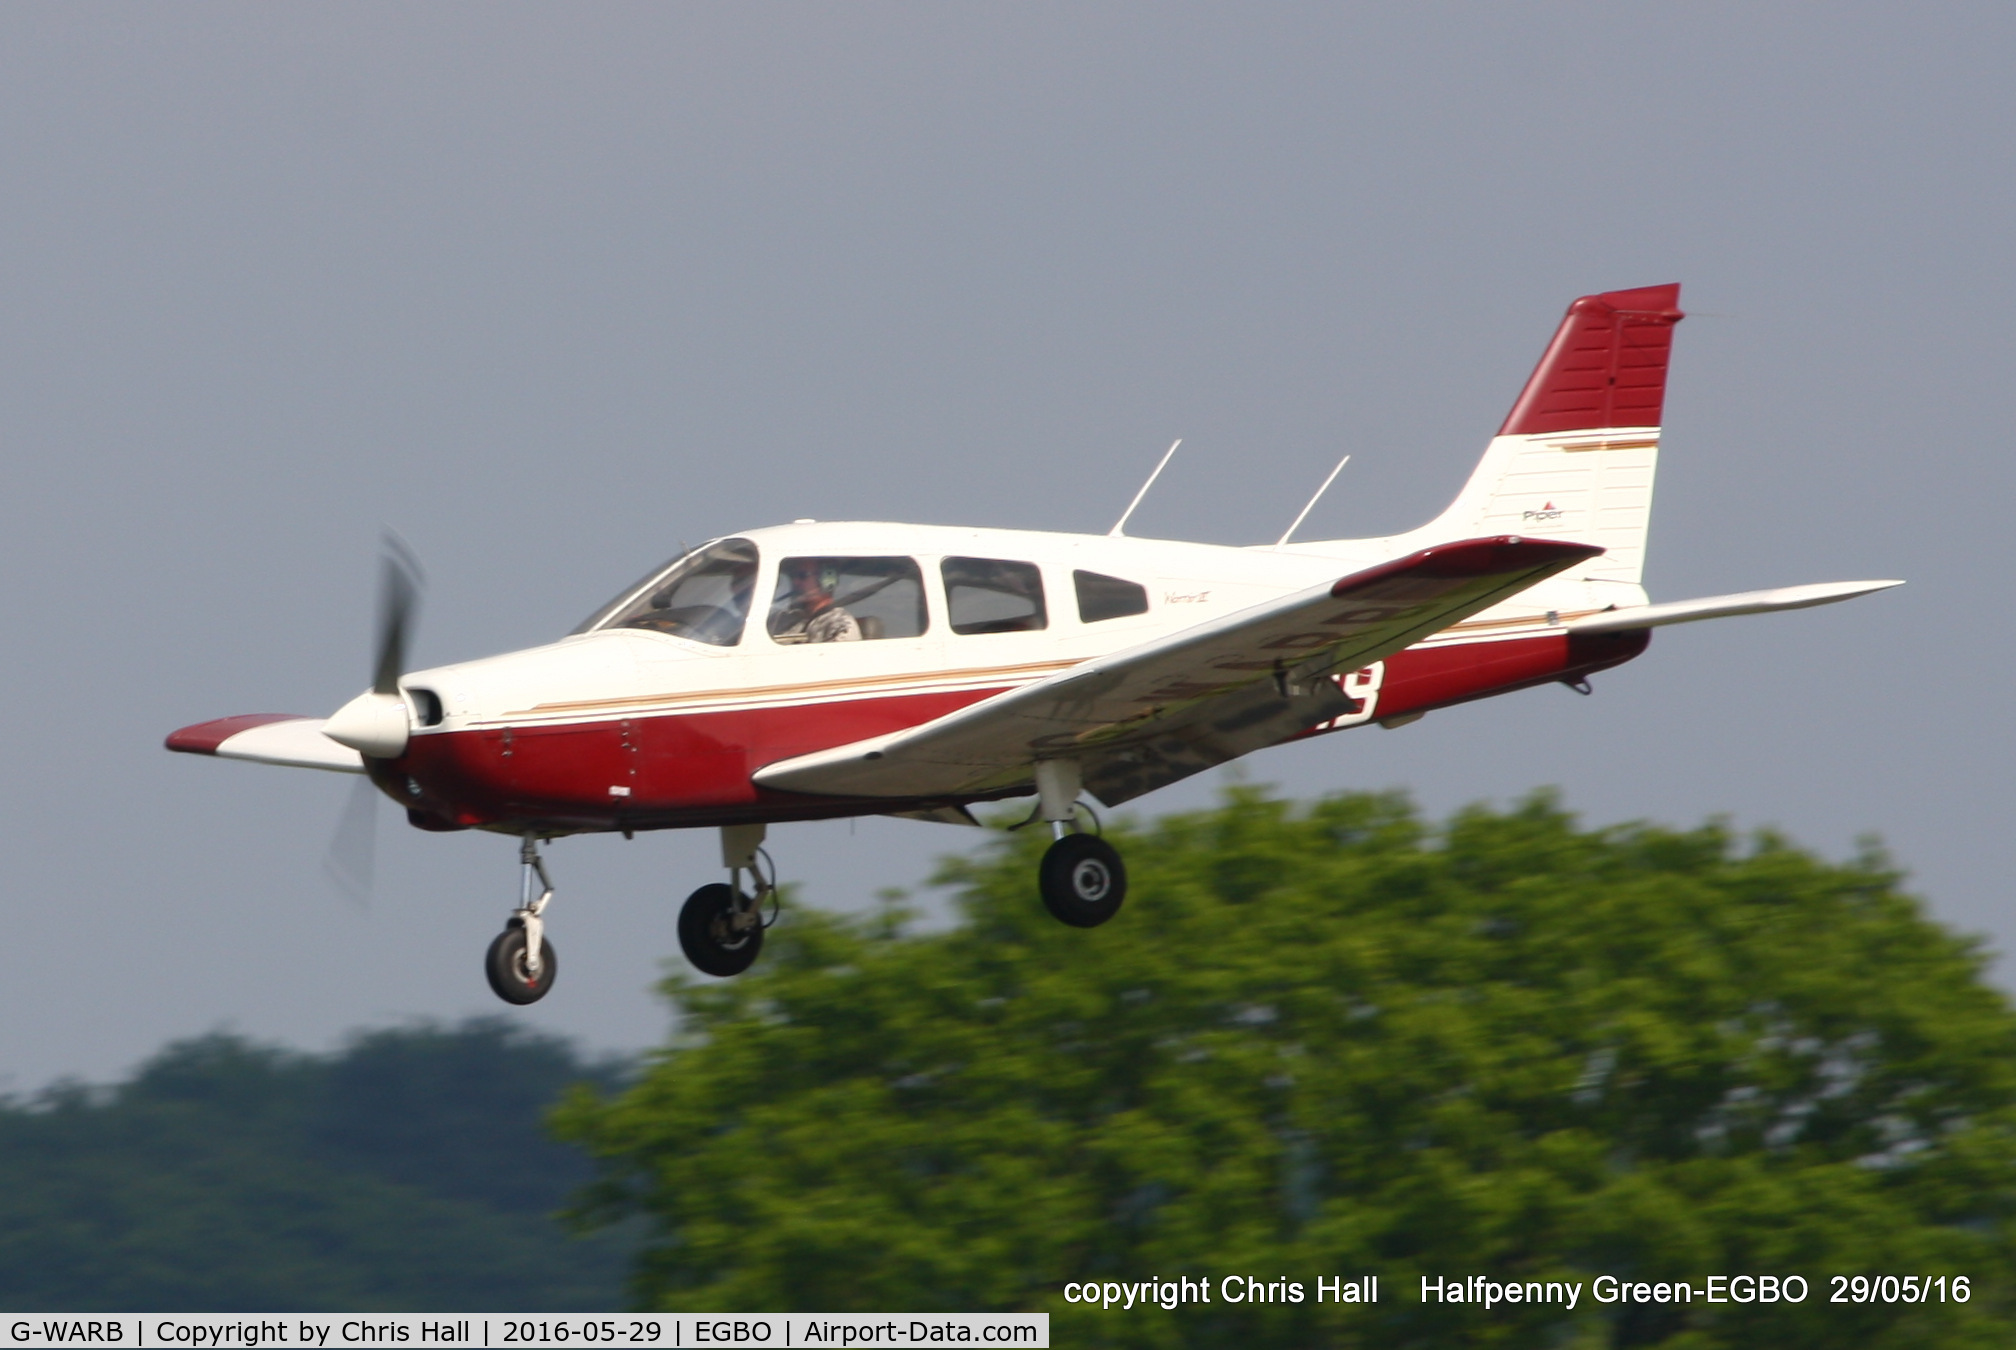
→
(166, 714, 365, 774)
(757, 535, 1600, 803)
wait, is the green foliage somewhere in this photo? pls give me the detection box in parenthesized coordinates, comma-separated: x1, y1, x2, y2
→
(0, 1020, 634, 1310)
(556, 788, 2016, 1346)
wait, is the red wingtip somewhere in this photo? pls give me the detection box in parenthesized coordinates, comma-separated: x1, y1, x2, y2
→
(1499, 283, 1684, 437)
(165, 713, 307, 755)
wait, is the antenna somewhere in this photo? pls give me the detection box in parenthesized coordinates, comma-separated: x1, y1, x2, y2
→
(1274, 454, 1351, 547)
(1108, 439, 1182, 537)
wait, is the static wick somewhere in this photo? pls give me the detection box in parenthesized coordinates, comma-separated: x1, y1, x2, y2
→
(1108, 439, 1182, 537)
(1275, 454, 1351, 547)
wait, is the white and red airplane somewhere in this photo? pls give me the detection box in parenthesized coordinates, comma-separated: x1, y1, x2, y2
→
(168, 283, 1897, 1003)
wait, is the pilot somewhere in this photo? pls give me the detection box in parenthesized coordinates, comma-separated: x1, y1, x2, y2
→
(778, 560, 861, 643)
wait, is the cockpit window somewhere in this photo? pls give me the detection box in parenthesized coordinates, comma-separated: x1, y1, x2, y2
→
(582, 538, 759, 646)
(942, 557, 1047, 635)
(768, 557, 927, 644)
(1074, 570, 1150, 623)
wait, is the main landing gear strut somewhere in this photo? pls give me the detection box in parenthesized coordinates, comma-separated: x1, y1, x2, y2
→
(485, 835, 559, 1005)
(677, 822, 776, 977)
(1032, 760, 1127, 928)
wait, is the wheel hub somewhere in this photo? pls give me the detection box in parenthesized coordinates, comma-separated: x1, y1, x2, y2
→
(1071, 859, 1111, 902)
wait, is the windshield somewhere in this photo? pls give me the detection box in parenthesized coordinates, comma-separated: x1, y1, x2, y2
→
(573, 538, 760, 646)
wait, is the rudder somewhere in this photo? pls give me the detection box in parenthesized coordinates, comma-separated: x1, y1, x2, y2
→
(1402, 283, 1684, 587)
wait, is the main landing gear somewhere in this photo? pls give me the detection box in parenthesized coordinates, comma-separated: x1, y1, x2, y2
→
(485, 835, 558, 1005)
(1032, 760, 1126, 928)
(678, 822, 776, 977)
(480, 782, 1115, 997)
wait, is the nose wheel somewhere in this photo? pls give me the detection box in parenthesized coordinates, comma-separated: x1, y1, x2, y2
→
(485, 836, 558, 1005)
(486, 922, 558, 1005)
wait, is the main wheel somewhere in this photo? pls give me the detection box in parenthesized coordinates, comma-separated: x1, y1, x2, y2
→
(1038, 833, 1127, 928)
(679, 882, 765, 977)
(485, 925, 558, 1005)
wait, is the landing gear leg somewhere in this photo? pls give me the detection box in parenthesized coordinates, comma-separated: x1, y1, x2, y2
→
(1033, 760, 1126, 928)
(485, 835, 558, 1004)
(678, 823, 773, 977)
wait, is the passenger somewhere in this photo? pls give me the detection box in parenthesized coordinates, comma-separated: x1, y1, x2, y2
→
(776, 560, 861, 643)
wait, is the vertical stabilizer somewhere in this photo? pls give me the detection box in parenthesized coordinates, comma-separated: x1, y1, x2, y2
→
(1396, 283, 1684, 588)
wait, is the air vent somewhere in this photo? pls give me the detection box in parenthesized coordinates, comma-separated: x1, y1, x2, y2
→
(409, 688, 445, 727)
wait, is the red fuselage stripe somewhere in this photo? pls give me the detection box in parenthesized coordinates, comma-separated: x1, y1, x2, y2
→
(386, 630, 1651, 833)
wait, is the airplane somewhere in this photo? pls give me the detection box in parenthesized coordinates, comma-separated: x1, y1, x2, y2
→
(166, 283, 1900, 1004)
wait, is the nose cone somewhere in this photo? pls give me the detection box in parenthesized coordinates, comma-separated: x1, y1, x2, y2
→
(323, 690, 411, 759)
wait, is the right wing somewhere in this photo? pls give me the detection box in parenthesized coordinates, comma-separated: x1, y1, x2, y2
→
(757, 535, 1600, 806)
(165, 714, 365, 774)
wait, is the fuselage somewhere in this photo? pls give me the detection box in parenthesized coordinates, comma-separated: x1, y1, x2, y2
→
(375, 519, 1649, 835)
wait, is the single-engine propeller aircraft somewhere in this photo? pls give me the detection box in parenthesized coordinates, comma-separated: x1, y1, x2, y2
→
(168, 283, 1899, 1004)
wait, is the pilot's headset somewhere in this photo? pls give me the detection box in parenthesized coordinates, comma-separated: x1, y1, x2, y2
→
(818, 563, 841, 595)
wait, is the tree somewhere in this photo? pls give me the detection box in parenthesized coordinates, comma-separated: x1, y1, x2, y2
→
(0, 1020, 634, 1310)
(556, 788, 2016, 1346)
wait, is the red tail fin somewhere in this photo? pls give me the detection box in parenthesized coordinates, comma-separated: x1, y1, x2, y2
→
(1499, 283, 1684, 436)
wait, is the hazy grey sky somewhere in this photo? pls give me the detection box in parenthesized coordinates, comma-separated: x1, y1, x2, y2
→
(2, 4, 2008, 1088)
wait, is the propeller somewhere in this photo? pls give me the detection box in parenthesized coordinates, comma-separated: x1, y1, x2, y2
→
(373, 533, 423, 696)
(324, 534, 425, 758)
(321, 534, 426, 905)
(323, 772, 380, 907)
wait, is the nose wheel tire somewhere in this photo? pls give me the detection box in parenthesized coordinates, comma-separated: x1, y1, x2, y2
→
(485, 925, 558, 1005)
(1039, 833, 1127, 928)
(679, 882, 765, 977)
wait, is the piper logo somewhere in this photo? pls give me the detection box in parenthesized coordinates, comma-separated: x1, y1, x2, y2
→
(1522, 501, 1564, 523)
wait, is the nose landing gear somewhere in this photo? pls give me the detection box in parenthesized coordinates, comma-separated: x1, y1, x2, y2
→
(678, 822, 775, 977)
(485, 835, 558, 1005)
(1032, 759, 1126, 928)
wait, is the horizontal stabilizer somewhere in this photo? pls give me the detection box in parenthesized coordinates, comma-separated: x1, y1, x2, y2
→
(1566, 580, 1903, 634)
(165, 714, 365, 774)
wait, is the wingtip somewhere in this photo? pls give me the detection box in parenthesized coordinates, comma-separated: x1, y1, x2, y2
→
(165, 713, 311, 755)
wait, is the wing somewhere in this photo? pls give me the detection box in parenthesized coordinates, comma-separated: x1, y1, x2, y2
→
(756, 535, 1599, 806)
(165, 714, 365, 774)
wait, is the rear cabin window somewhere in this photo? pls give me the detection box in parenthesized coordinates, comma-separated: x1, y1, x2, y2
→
(767, 557, 928, 644)
(1073, 570, 1150, 623)
(942, 558, 1047, 635)
(594, 538, 759, 647)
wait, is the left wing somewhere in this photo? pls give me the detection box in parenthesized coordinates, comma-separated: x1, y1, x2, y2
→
(165, 714, 365, 774)
(756, 535, 1599, 806)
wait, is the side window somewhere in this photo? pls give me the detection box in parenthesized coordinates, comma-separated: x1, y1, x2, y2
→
(768, 557, 927, 644)
(1074, 570, 1150, 623)
(942, 558, 1047, 635)
(603, 539, 758, 646)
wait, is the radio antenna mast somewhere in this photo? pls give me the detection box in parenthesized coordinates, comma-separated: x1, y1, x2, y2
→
(1108, 439, 1182, 537)
(1274, 454, 1351, 547)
